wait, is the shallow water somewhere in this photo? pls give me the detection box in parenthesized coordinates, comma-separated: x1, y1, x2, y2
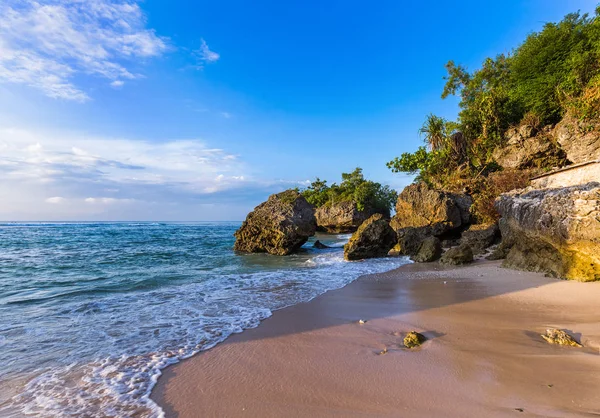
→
(0, 222, 408, 417)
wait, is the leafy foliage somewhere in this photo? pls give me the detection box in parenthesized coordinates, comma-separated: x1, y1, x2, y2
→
(387, 7, 600, 221)
(302, 168, 397, 213)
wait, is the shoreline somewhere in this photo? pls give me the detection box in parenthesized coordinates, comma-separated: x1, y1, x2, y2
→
(151, 260, 600, 417)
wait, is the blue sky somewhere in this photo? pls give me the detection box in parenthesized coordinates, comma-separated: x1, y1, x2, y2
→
(0, 0, 596, 221)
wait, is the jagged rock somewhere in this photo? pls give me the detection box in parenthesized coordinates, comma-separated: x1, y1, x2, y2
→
(492, 130, 567, 170)
(403, 331, 426, 348)
(410, 237, 442, 263)
(441, 239, 459, 249)
(440, 244, 474, 265)
(344, 214, 396, 261)
(388, 243, 402, 256)
(234, 190, 316, 256)
(390, 183, 472, 255)
(461, 223, 500, 255)
(496, 182, 600, 281)
(315, 201, 387, 233)
(541, 329, 582, 347)
(313, 240, 330, 249)
(555, 116, 600, 164)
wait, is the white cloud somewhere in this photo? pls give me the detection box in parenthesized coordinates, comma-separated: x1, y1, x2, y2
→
(0, 0, 168, 101)
(0, 126, 307, 220)
(85, 197, 134, 204)
(110, 80, 125, 88)
(191, 38, 220, 69)
(198, 38, 220, 63)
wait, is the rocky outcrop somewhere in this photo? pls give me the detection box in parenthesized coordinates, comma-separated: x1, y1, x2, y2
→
(315, 201, 386, 233)
(390, 183, 472, 255)
(495, 182, 600, 281)
(555, 116, 600, 164)
(440, 244, 474, 265)
(410, 237, 442, 263)
(234, 190, 316, 255)
(460, 223, 500, 255)
(344, 214, 396, 261)
(492, 126, 567, 170)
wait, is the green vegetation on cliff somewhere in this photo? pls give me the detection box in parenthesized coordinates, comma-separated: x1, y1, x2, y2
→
(387, 7, 600, 223)
(301, 167, 397, 213)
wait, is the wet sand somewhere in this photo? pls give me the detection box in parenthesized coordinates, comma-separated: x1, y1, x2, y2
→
(152, 260, 600, 417)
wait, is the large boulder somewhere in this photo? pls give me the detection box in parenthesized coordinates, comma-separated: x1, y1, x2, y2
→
(315, 201, 386, 233)
(440, 244, 474, 265)
(234, 190, 316, 255)
(344, 214, 396, 261)
(495, 182, 600, 281)
(460, 223, 500, 255)
(410, 236, 442, 263)
(555, 116, 600, 164)
(492, 127, 567, 170)
(390, 183, 472, 255)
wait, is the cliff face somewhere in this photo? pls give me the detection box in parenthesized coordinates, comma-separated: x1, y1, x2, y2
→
(315, 201, 386, 233)
(493, 117, 600, 172)
(555, 116, 600, 164)
(495, 182, 600, 281)
(234, 190, 317, 256)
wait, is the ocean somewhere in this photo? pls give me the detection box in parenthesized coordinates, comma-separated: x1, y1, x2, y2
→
(0, 222, 409, 417)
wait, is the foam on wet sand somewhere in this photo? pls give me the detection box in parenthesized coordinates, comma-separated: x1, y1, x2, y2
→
(152, 260, 600, 417)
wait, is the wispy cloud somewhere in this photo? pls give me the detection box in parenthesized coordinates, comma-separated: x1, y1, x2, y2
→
(0, 126, 303, 220)
(0, 0, 168, 101)
(198, 38, 220, 63)
(192, 38, 220, 69)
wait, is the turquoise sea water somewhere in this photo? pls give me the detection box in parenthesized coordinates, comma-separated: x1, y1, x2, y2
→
(0, 222, 408, 417)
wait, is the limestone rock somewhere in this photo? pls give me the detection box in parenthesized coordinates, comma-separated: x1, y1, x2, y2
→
(555, 116, 600, 164)
(344, 214, 396, 261)
(440, 244, 474, 265)
(390, 183, 472, 255)
(496, 182, 600, 281)
(403, 331, 426, 348)
(461, 223, 500, 255)
(315, 201, 387, 233)
(234, 190, 316, 256)
(541, 329, 582, 347)
(492, 130, 567, 170)
(410, 237, 442, 263)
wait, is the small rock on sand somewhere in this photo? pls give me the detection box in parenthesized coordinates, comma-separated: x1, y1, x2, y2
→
(403, 331, 426, 348)
(541, 328, 582, 347)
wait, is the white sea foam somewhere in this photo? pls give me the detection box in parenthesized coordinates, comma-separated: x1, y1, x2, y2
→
(0, 226, 409, 417)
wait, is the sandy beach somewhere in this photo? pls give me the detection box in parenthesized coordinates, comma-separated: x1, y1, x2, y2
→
(152, 260, 600, 417)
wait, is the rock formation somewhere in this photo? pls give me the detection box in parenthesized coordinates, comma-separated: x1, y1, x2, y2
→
(495, 182, 600, 281)
(460, 223, 500, 255)
(234, 190, 317, 256)
(313, 240, 330, 249)
(440, 244, 474, 265)
(555, 116, 600, 164)
(492, 125, 567, 170)
(390, 183, 472, 255)
(410, 237, 442, 263)
(315, 201, 386, 233)
(344, 214, 396, 261)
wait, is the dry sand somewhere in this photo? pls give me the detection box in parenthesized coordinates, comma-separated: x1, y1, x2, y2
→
(152, 260, 600, 417)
